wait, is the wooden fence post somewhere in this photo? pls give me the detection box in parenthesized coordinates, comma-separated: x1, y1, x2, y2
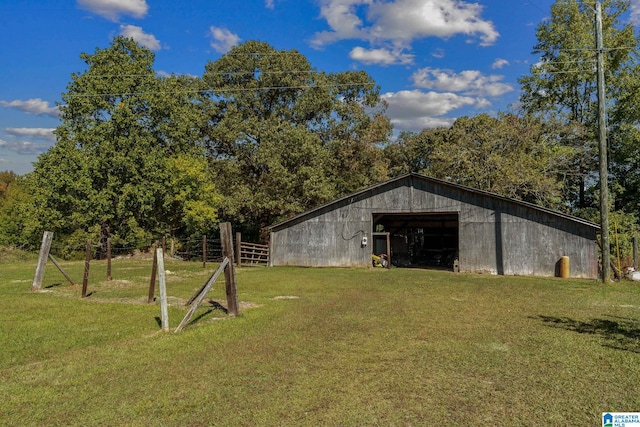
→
(106, 237, 112, 281)
(236, 232, 242, 268)
(31, 231, 54, 291)
(82, 239, 91, 298)
(202, 235, 207, 269)
(148, 245, 158, 303)
(634, 236, 638, 269)
(162, 236, 166, 258)
(157, 248, 169, 331)
(220, 223, 239, 316)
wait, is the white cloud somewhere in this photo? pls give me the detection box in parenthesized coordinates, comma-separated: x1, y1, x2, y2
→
(0, 138, 50, 156)
(381, 89, 489, 131)
(311, 0, 498, 48)
(411, 67, 513, 97)
(0, 99, 60, 117)
(119, 24, 161, 50)
(631, 0, 640, 25)
(382, 89, 479, 118)
(5, 128, 56, 141)
(77, 0, 148, 21)
(265, 0, 275, 9)
(349, 46, 414, 65)
(209, 26, 241, 54)
(492, 58, 509, 69)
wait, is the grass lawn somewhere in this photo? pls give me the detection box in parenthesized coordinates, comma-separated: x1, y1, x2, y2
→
(1, 255, 639, 426)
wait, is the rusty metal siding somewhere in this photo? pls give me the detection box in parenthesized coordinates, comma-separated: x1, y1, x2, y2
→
(269, 174, 599, 278)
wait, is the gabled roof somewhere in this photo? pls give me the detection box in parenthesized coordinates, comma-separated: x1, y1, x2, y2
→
(269, 172, 600, 230)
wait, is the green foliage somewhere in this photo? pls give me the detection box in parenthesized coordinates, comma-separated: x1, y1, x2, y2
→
(385, 114, 576, 209)
(519, 0, 640, 214)
(15, 37, 221, 255)
(0, 170, 17, 204)
(203, 41, 390, 238)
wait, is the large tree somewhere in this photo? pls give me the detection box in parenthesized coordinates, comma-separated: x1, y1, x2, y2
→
(202, 41, 391, 238)
(385, 114, 577, 209)
(518, 0, 640, 210)
(26, 37, 219, 254)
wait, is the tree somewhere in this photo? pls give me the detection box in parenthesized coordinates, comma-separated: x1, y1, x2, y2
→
(518, 0, 640, 210)
(384, 114, 577, 209)
(25, 37, 220, 255)
(202, 41, 391, 238)
(0, 170, 17, 204)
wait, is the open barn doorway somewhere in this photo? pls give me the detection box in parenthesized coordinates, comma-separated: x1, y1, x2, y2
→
(372, 213, 459, 270)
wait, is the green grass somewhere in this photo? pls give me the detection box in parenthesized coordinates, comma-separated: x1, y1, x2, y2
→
(1, 256, 640, 426)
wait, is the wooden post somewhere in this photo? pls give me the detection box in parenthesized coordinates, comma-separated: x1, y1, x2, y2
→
(82, 239, 91, 298)
(157, 248, 169, 331)
(220, 222, 239, 316)
(148, 246, 158, 303)
(634, 236, 638, 269)
(162, 236, 166, 258)
(106, 237, 112, 281)
(236, 232, 242, 268)
(48, 254, 75, 286)
(175, 258, 230, 333)
(202, 235, 207, 269)
(32, 231, 54, 291)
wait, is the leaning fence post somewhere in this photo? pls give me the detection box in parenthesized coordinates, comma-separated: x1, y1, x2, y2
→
(31, 231, 54, 291)
(220, 223, 239, 316)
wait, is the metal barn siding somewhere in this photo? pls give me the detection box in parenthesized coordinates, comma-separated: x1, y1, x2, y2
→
(269, 173, 599, 278)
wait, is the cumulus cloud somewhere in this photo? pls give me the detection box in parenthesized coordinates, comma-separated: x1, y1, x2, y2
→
(492, 58, 509, 69)
(77, 0, 148, 21)
(5, 128, 56, 141)
(383, 89, 480, 119)
(311, 0, 498, 50)
(119, 24, 161, 50)
(349, 46, 414, 65)
(209, 26, 241, 54)
(411, 67, 513, 97)
(0, 99, 60, 117)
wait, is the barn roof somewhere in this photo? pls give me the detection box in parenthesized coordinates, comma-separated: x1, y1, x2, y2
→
(269, 172, 600, 231)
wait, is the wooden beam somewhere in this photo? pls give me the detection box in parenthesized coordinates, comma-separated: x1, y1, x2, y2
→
(175, 257, 230, 333)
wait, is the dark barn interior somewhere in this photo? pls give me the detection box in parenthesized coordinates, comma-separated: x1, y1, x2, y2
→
(373, 213, 459, 269)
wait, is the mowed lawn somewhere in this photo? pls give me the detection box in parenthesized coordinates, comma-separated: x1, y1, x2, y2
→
(1, 256, 640, 426)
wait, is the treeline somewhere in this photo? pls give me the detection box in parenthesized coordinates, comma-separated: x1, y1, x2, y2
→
(1, 0, 640, 259)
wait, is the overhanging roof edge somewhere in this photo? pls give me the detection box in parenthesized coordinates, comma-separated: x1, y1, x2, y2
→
(268, 172, 600, 231)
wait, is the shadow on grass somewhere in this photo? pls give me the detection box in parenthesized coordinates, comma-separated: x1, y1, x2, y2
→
(44, 282, 63, 289)
(534, 315, 640, 353)
(189, 300, 228, 325)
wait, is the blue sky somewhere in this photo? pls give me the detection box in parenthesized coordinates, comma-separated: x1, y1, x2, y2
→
(1, 0, 638, 175)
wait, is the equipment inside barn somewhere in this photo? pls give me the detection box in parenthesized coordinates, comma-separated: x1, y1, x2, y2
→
(373, 213, 459, 269)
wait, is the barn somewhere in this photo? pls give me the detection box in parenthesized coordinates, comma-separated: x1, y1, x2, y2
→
(268, 173, 599, 278)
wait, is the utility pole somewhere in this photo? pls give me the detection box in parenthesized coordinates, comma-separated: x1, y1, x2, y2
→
(596, 1, 610, 282)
